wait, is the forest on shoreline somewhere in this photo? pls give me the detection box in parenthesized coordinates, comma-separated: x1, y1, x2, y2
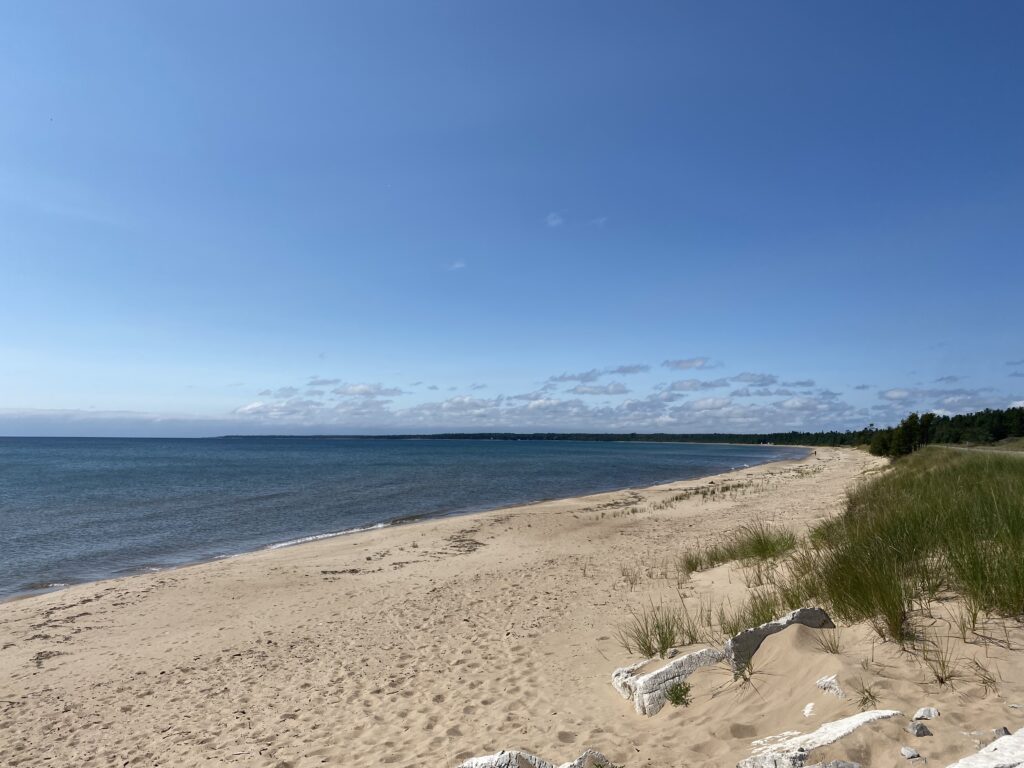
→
(222, 405, 1024, 458)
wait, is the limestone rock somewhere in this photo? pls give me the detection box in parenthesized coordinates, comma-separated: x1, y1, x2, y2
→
(906, 722, 932, 737)
(611, 647, 726, 716)
(901, 746, 920, 759)
(737, 709, 902, 768)
(725, 608, 835, 671)
(458, 751, 553, 768)
(816, 674, 845, 699)
(945, 728, 1024, 767)
(457, 749, 614, 768)
(913, 707, 939, 720)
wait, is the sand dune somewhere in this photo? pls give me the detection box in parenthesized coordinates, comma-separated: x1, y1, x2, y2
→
(2, 447, 1021, 767)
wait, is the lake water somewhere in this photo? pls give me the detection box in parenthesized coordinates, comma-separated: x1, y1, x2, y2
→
(0, 437, 807, 599)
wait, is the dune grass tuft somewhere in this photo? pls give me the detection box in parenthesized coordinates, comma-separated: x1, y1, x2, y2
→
(787, 448, 1024, 642)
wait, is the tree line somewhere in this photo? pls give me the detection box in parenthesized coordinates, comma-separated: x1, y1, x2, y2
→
(867, 406, 1024, 457)
(221, 405, 1024, 456)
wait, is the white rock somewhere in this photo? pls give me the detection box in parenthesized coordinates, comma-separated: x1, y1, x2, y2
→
(914, 707, 940, 720)
(901, 746, 920, 759)
(725, 607, 835, 671)
(945, 728, 1024, 767)
(816, 674, 845, 699)
(611, 647, 726, 716)
(804, 702, 816, 718)
(737, 709, 902, 768)
(458, 751, 554, 768)
(458, 749, 614, 768)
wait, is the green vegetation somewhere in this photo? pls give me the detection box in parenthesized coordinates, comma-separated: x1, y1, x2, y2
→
(869, 406, 1024, 457)
(613, 438, 1023, 669)
(783, 448, 1024, 641)
(851, 678, 880, 710)
(615, 603, 684, 658)
(664, 681, 692, 707)
(678, 521, 797, 575)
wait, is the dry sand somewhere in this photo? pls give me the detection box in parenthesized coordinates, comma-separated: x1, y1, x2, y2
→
(2, 447, 1022, 767)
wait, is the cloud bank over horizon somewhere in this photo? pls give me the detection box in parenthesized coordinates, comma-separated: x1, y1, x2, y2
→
(2, 355, 1020, 438)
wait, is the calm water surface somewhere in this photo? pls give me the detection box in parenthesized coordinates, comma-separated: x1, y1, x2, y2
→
(0, 437, 807, 599)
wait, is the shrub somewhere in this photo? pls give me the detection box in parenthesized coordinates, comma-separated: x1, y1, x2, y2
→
(664, 681, 692, 707)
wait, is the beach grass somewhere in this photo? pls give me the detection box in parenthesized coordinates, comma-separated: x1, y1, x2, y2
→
(787, 447, 1024, 641)
(678, 520, 797, 575)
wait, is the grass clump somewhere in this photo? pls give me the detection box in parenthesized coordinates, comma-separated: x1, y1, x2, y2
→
(851, 678, 880, 710)
(794, 448, 1024, 641)
(716, 589, 783, 640)
(729, 520, 798, 561)
(664, 681, 692, 707)
(615, 603, 681, 658)
(813, 627, 843, 654)
(680, 520, 797, 574)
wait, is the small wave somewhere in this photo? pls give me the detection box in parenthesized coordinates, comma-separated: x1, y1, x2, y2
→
(18, 581, 70, 592)
(267, 522, 388, 550)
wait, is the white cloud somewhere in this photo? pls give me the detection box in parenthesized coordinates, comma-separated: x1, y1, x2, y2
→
(332, 383, 405, 398)
(662, 357, 718, 370)
(881, 388, 911, 400)
(732, 372, 778, 387)
(569, 382, 629, 396)
(686, 397, 732, 411)
(606, 364, 649, 375)
(545, 212, 564, 227)
(447, 260, 466, 270)
(668, 378, 730, 392)
(549, 369, 602, 383)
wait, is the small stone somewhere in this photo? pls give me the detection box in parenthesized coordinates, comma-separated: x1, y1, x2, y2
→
(994, 726, 1011, 737)
(906, 722, 932, 737)
(816, 674, 845, 699)
(900, 746, 920, 759)
(913, 707, 939, 720)
(667, 648, 678, 658)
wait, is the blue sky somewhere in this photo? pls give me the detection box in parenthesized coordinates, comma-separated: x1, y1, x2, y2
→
(2, 2, 1022, 437)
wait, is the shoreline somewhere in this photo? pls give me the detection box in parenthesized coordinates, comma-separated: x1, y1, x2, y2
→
(2, 447, 903, 768)
(0, 445, 809, 604)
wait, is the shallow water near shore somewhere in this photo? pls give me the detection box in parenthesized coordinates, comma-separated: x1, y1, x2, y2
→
(0, 437, 806, 599)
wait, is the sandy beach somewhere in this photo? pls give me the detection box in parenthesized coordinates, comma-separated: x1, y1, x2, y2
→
(2, 447, 1022, 767)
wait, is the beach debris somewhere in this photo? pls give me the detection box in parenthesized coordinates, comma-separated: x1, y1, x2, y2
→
(737, 709, 902, 768)
(816, 674, 845, 699)
(611, 647, 726, 716)
(945, 728, 1024, 767)
(725, 607, 835, 671)
(457, 749, 614, 768)
(900, 746, 920, 759)
(914, 707, 940, 721)
(906, 721, 932, 737)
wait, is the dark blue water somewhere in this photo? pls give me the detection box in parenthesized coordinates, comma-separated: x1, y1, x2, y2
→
(0, 437, 807, 599)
